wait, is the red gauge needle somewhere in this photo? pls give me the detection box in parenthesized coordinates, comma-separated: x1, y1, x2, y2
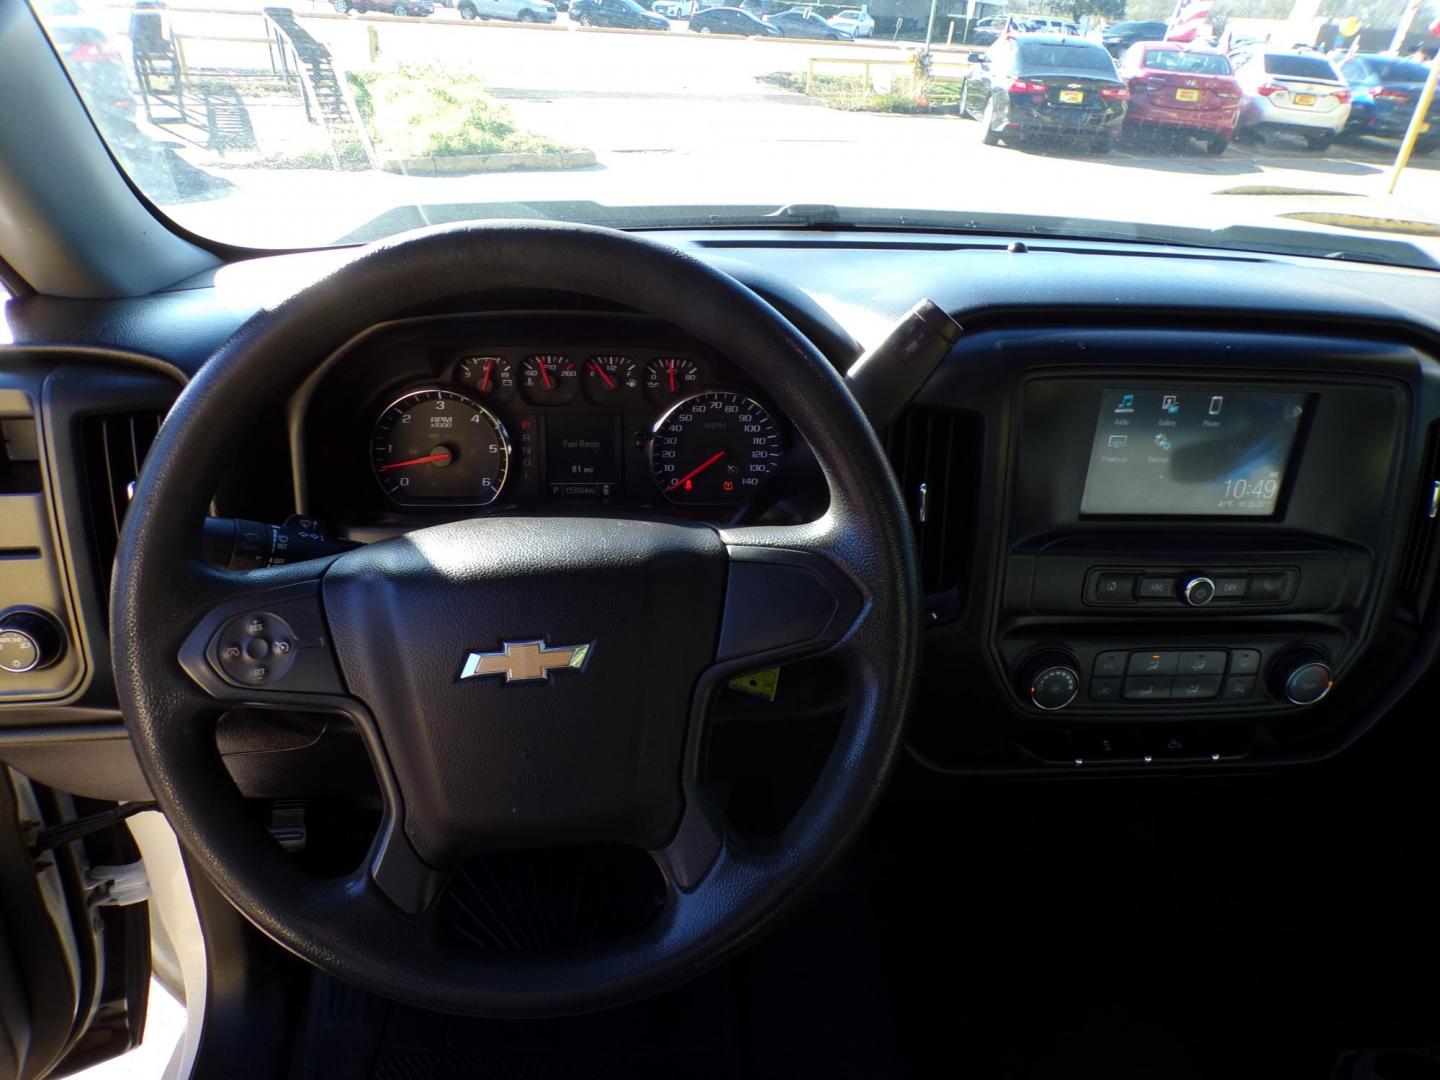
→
(380, 450, 452, 471)
(666, 450, 726, 492)
(666, 360, 677, 394)
(537, 361, 553, 391)
(589, 360, 616, 390)
(480, 359, 493, 393)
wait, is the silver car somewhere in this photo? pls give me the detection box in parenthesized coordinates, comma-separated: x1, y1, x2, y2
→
(458, 0, 558, 21)
(1230, 49, 1351, 150)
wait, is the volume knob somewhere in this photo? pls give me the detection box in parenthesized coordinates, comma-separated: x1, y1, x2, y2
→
(0, 610, 64, 674)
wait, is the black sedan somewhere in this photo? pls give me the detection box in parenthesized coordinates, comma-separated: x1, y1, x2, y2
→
(689, 6, 778, 34)
(766, 9, 852, 39)
(570, 0, 669, 28)
(1101, 19, 1166, 57)
(961, 35, 1129, 152)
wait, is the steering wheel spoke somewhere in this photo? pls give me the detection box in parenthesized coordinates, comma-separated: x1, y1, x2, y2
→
(175, 558, 350, 707)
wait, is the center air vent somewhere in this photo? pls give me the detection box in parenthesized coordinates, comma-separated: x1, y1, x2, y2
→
(80, 410, 162, 598)
(885, 408, 983, 622)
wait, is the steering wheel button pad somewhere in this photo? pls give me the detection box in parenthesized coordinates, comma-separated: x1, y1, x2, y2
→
(202, 594, 342, 694)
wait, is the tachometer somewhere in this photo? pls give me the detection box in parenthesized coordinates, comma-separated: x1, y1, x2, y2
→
(371, 389, 510, 507)
(650, 391, 783, 505)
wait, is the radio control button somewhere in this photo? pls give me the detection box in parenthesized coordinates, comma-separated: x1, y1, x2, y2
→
(1248, 571, 1295, 603)
(1094, 573, 1136, 602)
(1213, 577, 1248, 600)
(1182, 576, 1216, 606)
(1137, 577, 1175, 599)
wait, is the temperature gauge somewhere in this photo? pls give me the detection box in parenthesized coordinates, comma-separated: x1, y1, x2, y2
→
(520, 354, 579, 406)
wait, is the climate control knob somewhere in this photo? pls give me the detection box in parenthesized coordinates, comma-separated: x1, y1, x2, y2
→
(1270, 649, 1333, 706)
(1019, 652, 1081, 711)
(0, 610, 64, 674)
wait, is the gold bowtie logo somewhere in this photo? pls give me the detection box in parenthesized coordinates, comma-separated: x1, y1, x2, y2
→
(460, 640, 593, 683)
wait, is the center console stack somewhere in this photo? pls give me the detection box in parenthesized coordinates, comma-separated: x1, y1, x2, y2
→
(988, 332, 1415, 723)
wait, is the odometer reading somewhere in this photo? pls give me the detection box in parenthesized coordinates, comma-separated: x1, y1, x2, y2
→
(650, 391, 783, 505)
(371, 389, 510, 506)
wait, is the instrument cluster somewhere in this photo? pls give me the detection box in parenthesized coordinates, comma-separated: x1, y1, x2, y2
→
(298, 313, 810, 529)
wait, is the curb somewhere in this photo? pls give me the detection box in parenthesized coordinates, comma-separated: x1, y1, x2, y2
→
(379, 149, 598, 173)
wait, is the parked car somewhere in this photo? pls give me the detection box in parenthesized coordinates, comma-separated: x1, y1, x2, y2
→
(687, 6, 778, 34)
(828, 8, 875, 37)
(969, 13, 1076, 46)
(766, 9, 852, 39)
(961, 34, 1129, 152)
(333, 0, 435, 14)
(571, 0, 670, 27)
(1230, 49, 1351, 150)
(1118, 41, 1242, 154)
(1101, 20, 1166, 57)
(457, 0, 557, 20)
(1336, 53, 1440, 155)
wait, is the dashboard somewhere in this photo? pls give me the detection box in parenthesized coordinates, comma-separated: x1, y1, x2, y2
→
(4, 230, 1440, 799)
(293, 312, 822, 535)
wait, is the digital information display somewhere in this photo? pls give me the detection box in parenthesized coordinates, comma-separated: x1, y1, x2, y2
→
(546, 414, 619, 499)
(1080, 388, 1307, 516)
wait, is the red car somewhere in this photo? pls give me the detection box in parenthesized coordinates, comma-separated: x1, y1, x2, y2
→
(1118, 41, 1242, 154)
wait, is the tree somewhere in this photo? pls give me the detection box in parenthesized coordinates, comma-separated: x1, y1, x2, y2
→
(1024, 0, 1127, 22)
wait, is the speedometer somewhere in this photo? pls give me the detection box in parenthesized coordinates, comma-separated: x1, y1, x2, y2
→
(371, 388, 510, 507)
(649, 391, 784, 505)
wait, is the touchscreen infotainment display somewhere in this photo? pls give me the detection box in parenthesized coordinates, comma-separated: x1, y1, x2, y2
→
(1080, 388, 1307, 516)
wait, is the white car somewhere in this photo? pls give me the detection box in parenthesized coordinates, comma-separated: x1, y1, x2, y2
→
(828, 7, 874, 37)
(1230, 49, 1351, 150)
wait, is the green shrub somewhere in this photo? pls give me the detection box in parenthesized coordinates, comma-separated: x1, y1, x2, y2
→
(346, 63, 572, 157)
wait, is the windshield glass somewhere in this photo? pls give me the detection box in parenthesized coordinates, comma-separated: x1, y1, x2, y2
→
(1017, 41, 1114, 70)
(1143, 49, 1230, 75)
(1263, 54, 1339, 79)
(27, 0, 1440, 268)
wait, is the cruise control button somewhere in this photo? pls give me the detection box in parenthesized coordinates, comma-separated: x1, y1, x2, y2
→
(1173, 675, 1221, 700)
(1222, 675, 1256, 701)
(1128, 650, 1178, 676)
(1248, 571, 1294, 602)
(1123, 676, 1173, 701)
(1094, 573, 1136, 602)
(1178, 650, 1227, 675)
(1094, 650, 1129, 678)
(1137, 577, 1175, 599)
(1089, 677, 1122, 702)
(1229, 649, 1261, 675)
(1213, 577, 1248, 600)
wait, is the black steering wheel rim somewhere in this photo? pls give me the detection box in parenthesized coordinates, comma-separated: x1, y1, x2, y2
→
(112, 221, 920, 1015)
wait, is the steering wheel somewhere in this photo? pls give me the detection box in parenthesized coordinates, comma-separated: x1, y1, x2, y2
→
(112, 223, 919, 1016)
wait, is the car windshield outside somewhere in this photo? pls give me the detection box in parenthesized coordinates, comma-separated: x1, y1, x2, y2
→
(1017, 40, 1115, 70)
(1263, 53, 1341, 79)
(1143, 48, 1231, 75)
(25, 0, 1440, 268)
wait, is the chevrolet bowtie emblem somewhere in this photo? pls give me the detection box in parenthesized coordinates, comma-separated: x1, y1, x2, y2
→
(460, 639, 593, 683)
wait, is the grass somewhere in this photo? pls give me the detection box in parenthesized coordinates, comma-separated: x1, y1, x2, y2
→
(346, 62, 575, 158)
(759, 70, 965, 114)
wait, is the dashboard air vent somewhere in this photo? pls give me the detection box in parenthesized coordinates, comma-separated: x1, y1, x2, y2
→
(80, 410, 162, 594)
(885, 407, 983, 621)
(1397, 421, 1440, 606)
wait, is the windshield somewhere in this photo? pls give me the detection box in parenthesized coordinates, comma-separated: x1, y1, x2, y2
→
(27, 0, 1440, 268)
(1017, 41, 1114, 71)
(1263, 54, 1340, 79)
(1143, 49, 1231, 75)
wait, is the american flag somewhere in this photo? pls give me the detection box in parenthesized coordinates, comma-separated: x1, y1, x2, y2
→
(1165, 0, 1212, 42)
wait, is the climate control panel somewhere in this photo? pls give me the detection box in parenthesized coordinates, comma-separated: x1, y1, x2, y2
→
(1007, 641, 1337, 714)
